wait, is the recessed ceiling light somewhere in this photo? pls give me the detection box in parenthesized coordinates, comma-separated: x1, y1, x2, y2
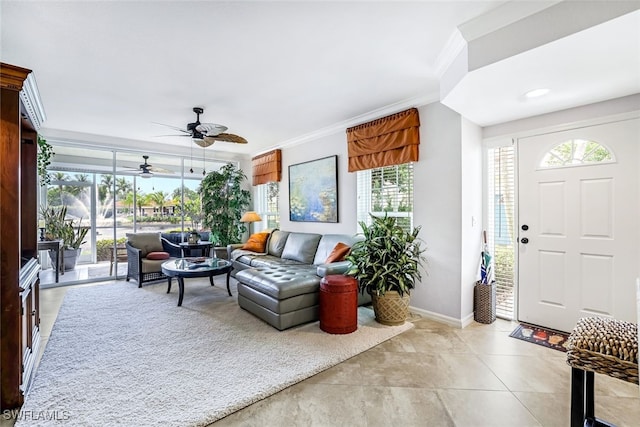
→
(525, 88, 550, 98)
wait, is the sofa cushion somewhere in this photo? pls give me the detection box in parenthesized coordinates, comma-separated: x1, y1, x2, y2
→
(312, 234, 357, 265)
(126, 232, 163, 258)
(251, 256, 305, 268)
(324, 242, 351, 263)
(147, 251, 170, 260)
(236, 265, 320, 299)
(281, 233, 322, 264)
(242, 232, 270, 253)
(267, 230, 290, 257)
(141, 258, 168, 273)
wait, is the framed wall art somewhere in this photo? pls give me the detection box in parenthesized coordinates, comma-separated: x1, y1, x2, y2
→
(289, 155, 338, 223)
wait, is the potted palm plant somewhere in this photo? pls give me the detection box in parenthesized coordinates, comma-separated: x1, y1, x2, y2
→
(41, 205, 89, 270)
(200, 164, 251, 247)
(345, 214, 426, 325)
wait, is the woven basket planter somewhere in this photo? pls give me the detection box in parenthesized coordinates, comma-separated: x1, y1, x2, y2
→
(371, 291, 410, 326)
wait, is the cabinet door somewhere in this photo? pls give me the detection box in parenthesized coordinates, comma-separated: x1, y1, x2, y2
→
(19, 259, 40, 394)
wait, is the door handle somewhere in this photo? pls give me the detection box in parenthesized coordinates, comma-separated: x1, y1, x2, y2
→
(521, 224, 529, 231)
(520, 237, 529, 244)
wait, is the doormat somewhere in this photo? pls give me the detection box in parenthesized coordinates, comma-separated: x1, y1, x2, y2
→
(509, 323, 570, 352)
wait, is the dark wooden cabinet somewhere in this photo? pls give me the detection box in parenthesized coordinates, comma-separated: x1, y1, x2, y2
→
(1, 62, 43, 409)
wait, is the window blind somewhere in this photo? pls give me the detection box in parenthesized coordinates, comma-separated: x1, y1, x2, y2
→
(356, 163, 414, 233)
(487, 146, 515, 319)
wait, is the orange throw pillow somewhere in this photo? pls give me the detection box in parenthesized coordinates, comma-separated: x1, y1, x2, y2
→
(242, 232, 270, 253)
(146, 251, 170, 260)
(325, 242, 350, 263)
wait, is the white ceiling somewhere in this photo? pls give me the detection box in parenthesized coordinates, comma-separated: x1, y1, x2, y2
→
(2, 1, 639, 159)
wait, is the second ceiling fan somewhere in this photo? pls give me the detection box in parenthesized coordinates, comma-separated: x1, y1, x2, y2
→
(157, 107, 248, 147)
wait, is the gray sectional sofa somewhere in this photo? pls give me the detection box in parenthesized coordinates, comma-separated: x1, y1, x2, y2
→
(228, 230, 369, 330)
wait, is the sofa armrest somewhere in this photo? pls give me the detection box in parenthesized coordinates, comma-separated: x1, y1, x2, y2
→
(161, 237, 182, 258)
(316, 260, 351, 277)
(227, 243, 244, 260)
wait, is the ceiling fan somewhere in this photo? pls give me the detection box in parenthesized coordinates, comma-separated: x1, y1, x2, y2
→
(156, 107, 248, 147)
(121, 155, 173, 178)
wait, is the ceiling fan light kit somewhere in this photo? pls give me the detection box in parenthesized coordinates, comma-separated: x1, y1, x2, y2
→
(156, 107, 248, 147)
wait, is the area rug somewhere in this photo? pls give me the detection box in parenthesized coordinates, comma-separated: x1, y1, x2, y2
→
(17, 280, 412, 426)
(509, 323, 570, 352)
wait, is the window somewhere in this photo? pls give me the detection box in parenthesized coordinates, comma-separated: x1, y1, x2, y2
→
(540, 139, 613, 168)
(255, 182, 279, 230)
(486, 146, 515, 319)
(356, 163, 414, 232)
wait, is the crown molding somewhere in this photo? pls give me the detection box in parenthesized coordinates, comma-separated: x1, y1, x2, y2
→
(263, 92, 439, 154)
(434, 29, 467, 79)
(19, 72, 47, 130)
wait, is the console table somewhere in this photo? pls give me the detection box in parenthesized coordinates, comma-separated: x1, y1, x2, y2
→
(37, 240, 64, 283)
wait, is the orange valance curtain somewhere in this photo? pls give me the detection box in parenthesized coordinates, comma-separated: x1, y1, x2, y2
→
(346, 108, 420, 172)
(252, 149, 282, 186)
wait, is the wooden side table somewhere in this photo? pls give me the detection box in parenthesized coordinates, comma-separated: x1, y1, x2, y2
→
(37, 239, 64, 283)
(109, 243, 128, 275)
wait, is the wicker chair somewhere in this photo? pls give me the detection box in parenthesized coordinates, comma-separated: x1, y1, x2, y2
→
(566, 317, 638, 427)
(125, 232, 180, 287)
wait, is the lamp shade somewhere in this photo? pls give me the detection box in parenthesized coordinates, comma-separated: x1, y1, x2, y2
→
(240, 211, 262, 223)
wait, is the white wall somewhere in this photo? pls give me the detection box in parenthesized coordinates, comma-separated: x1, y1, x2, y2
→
(410, 103, 464, 321)
(278, 131, 358, 235)
(460, 117, 483, 321)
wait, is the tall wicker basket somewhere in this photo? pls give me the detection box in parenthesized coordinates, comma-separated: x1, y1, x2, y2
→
(474, 281, 496, 324)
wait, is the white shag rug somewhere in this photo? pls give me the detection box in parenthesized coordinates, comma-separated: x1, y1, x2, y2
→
(18, 280, 412, 426)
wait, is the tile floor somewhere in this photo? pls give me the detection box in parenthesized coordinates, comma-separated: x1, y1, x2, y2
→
(3, 280, 639, 426)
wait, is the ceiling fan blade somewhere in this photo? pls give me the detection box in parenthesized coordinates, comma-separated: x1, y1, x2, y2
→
(206, 133, 248, 144)
(193, 138, 215, 148)
(196, 123, 228, 136)
(152, 122, 191, 134)
(153, 134, 192, 137)
(148, 166, 174, 174)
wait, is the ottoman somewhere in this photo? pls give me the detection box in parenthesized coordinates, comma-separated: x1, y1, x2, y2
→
(319, 275, 358, 334)
(236, 265, 321, 330)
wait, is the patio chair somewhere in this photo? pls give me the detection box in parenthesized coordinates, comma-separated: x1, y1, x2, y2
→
(125, 232, 180, 287)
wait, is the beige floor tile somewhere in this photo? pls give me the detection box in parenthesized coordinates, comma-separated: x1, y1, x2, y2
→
(595, 395, 640, 426)
(455, 327, 565, 358)
(594, 373, 640, 398)
(438, 389, 542, 427)
(479, 354, 571, 394)
(376, 327, 473, 354)
(213, 383, 367, 426)
(514, 392, 571, 427)
(363, 386, 454, 427)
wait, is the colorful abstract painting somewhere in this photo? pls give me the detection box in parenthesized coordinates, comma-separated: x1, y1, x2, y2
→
(289, 155, 338, 223)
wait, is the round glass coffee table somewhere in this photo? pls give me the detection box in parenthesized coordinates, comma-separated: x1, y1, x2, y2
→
(161, 258, 232, 306)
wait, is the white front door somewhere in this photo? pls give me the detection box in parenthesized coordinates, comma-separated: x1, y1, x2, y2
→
(518, 118, 639, 332)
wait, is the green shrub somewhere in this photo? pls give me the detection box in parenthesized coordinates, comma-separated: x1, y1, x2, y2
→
(96, 238, 127, 261)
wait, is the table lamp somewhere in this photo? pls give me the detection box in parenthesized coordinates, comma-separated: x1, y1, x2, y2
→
(240, 211, 262, 235)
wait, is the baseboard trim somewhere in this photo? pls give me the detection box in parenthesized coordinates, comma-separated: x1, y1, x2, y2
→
(409, 306, 475, 329)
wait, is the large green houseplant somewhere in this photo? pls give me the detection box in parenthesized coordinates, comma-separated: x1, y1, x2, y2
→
(345, 214, 426, 325)
(41, 205, 89, 270)
(200, 164, 251, 247)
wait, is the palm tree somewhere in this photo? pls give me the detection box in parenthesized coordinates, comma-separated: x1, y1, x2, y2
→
(123, 191, 135, 215)
(148, 191, 168, 217)
(115, 177, 132, 200)
(47, 172, 69, 206)
(99, 175, 114, 204)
